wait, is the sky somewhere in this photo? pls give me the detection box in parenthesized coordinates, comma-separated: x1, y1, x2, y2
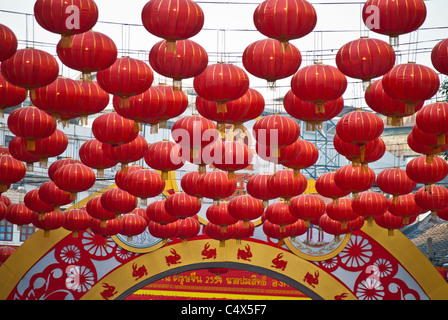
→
(1, 0, 447, 109)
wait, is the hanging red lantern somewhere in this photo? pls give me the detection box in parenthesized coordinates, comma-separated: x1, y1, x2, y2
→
(6, 203, 35, 229)
(432, 39, 448, 76)
(326, 198, 359, 230)
(416, 102, 448, 147)
(79, 139, 119, 178)
(25, 129, 69, 167)
(243, 38, 302, 88)
(382, 62, 440, 114)
(253, 0, 317, 43)
(0, 48, 59, 97)
(284, 90, 343, 131)
(149, 39, 208, 90)
(365, 79, 424, 127)
(102, 134, 148, 170)
(351, 191, 388, 225)
(362, 0, 426, 47)
(57, 30, 117, 81)
(24, 189, 54, 218)
(0, 24, 17, 61)
(32, 210, 65, 237)
(227, 194, 264, 225)
(63, 208, 91, 238)
(212, 141, 253, 179)
(148, 220, 179, 243)
(336, 37, 396, 89)
(176, 216, 201, 243)
(76, 81, 110, 125)
(193, 63, 250, 113)
(7, 106, 56, 151)
(0, 195, 11, 206)
(282, 139, 319, 175)
(146, 200, 178, 225)
(246, 173, 277, 208)
(406, 155, 448, 190)
(253, 114, 300, 150)
(96, 56, 154, 108)
(165, 192, 201, 219)
(388, 193, 423, 225)
(113, 86, 166, 133)
(0, 154, 26, 193)
(131, 208, 150, 224)
(123, 169, 165, 204)
(0, 202, 7, 222)
(86, 196, 116, 224)
(414, 185, 448, 217)
(374, 211, 405, 236)
(8, 137, 40, 171)
(142, 0, 204, 51)
(52, 163, 96, 200)
(153, 85, 189, 126)
(334, 164, 376, 197)
(315, 172, 350, 204)
(31, 76, 83, 125)
(410, 125, 448, 161)
(291, 63, 347, 113)
(204, 221, 237, 246)
(144, 140, 184, 180)
(0, 74, 27, 116)
(48, 158, 82, 181)
(289, 194, 325, 227)
(181, 171, 204, 201)
(264, 201, 298, 230)
(234, 220, 255, 243)
(120, 213, 148, 241)
(376, 168, 417, 202)
(89, 217, 123, 238)
(197, 170, 236, 203)
(115, 164, 143, 191)
(256, 139, 300, 165)
(92, 112, 139, 146)
(100, 188, 137, 217)
(334, 134, 384, 166)
(34, 0, 98, 47)
(38, 181, 73, 212)
(262, 219, 298, 246)
(268, 169, 308, 202)
(206, 202, 239, 231)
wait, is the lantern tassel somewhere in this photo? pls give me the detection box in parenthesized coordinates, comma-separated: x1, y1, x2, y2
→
(166, 40, 177, 53)
(26, 140, 35, 151)
(120, 97, 130, 109)
(150, 124, 159, 134)
(217, 102, 227, 114)
(161, 171, 168, 181)
(405, 102, 415, 115)
(438, 134, 446, 146)
(173, 80, 182, 91)
(97, 169, 105, 178)
(315, 102, 325, 114)
(159, 120, 168, 129)
(59, 35, 73, 48)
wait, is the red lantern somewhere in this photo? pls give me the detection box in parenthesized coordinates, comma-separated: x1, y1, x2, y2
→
(234, 220, 255, 242)
(144, 140, 185, 180)
(334, 164, 376, 197)
(165, 192, 201, 219)
(193, 63, 250, 113)
(181, 171, 204, 200)
(124, 169, 165, 203)
(92, 112, 138, 147)
(148, 220, 179, 242)
(291, 63, 347, 113)
(408, 129, 448, 161)
(34, 0, 98, 47)
(7, 106, 57, 151)
(0, 246, 14, 265)
(197, 170, 236, 203)
(89, 218, 123, 238)
(204, 221, 237, 246)
(0, 48, 59, 97)
(38, 181, 73, 212)
(318, 214, 349, 241)
(334, 134, 384, 166)
(0, 195, 11, 206)
(416, 102, 448, 146)
(24, 189, 54, 217)
(86, 196, 116, 223)
(284, 90, 343, 131)
(227, 194, 264, 225)
(53, 163, 96, 200)
(0, 202, 7, 221)
(32, 210, 65, 237)
(171, 115, 218, 153)
(262, 219, 298, 246)
(376, 168, 417, 202)
(176, 216, 201, 243)
(362, 0, 426, 47)
(25, 129, 69, 167)
(212, 141, 253, 179)
(406, 156, 448, 190)
(336, 37, 395, 89)
(115, 164, 143, 191)
(146, 200, 178, 225)
(57, 30, 117, 81)
(289, 194, 325, 227)
(154, 85, 189, 124)
(382, 62, 440, 114)
(8, 137, 40, 171)
(48, 158, 82, 181)
(142, 0, 204, 50)
(31, 76, 83, 124)
(432, 39, 448, 76)
(256, 139, 300, 165)
(246, 174, 277, 207)
(268, 169, 308, 201)
(388, 193, 423, 225)
(120, 213, 148, 241)
(63, 208, 91, 238)
(0, 74, 27, 116)
(96, 56, 154, 107)
(253, 0, 317, 43)
(351, 191, 388, 225)
(77, 81, 110, 125)
(374, 211, 405, 236)
(0, 154, 26, 193)
(131, 208, 150, 224)
(149, 39, 208, 90)
(264, 201, 298, 229)
(102, 134, 148, 169)
(0, 24, 17, 61)
(206, 202, 239, 231)
(79, 139, 119, 177)
(326, 198, 359, 230)
(6, 203, 34, 228)
(414, 185, 448, 217)
(315, 172, 350, 203)
(100, 188, 137, 216)
(282, 139, 319, 174)
(252, 114, 300, 149)
(365, 79, 424, 127)
(243, 38, 302, 87)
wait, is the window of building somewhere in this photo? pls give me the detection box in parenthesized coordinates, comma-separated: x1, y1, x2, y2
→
(0, 220, 14, 241)
(20, 224, 36, 242)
